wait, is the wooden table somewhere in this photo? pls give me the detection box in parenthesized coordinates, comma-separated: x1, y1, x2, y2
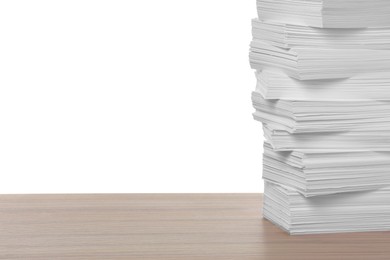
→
(0, 194, 389, 259)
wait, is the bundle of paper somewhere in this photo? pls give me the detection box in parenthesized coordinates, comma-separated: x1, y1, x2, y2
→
(256, 70, 390, 100)
(250, 40, 390, 80)
(252, 91, 390, 133)
(252, 19, 390, 50)
(263, 125, 390, 151)
(250, 0, 390, 235)
(263, 142, 390, 197)
(264, 181, 390, 234)
(257, 0, 390, 28)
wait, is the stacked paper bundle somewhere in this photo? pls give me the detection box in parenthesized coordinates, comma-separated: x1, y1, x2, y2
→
(250, 0, 390, 234)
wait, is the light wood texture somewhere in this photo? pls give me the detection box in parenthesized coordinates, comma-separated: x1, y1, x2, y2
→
(0, 194, 389, 259)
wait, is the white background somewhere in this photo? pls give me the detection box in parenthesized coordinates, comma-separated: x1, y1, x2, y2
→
(0, 0, 263, 193)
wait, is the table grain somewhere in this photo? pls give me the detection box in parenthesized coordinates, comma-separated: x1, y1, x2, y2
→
(0, 194, 389, 259)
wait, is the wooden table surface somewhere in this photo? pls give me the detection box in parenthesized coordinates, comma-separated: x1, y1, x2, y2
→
(0, 194, 389, 259)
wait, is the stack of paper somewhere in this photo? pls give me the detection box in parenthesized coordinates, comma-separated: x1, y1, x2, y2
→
(252, 92, 390, 133)
(250, 40, 390, 80)
(250, 0, 390, 234)
(263, 143, 390, 196)
(263, 125, 390, 151)
(264, 181, 390, 235)
(252, 19, 390, 50)
(257, 0, 390, 28)
(256, 70, 390, 100)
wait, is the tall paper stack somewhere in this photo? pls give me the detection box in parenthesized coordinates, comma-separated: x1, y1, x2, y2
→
(250, 0, 390, 234)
